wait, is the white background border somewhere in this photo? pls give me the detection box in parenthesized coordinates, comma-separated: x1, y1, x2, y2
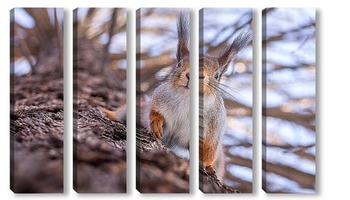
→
(1, 0, 347, 199)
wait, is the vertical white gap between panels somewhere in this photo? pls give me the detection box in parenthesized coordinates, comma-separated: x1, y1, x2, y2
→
(64, 8, 73, 193)
(189, 8, 199, 194)
(127, 8, 136, 194)
(253, 8, 262, 194)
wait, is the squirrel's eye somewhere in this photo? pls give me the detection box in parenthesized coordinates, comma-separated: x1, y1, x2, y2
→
(176, 61, 181, 68)
(214, 73, 220, 80)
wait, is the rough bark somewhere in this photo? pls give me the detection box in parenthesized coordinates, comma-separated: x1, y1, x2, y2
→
(11, 42, 64, 193)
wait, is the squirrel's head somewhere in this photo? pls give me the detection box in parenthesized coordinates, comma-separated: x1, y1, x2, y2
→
(200, 32, 251, 97)
(169, 14, 190, 93)
(168, 15, 251, 97)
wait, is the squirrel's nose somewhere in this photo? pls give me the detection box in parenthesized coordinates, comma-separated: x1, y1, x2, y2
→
(186, 72, 190, 80)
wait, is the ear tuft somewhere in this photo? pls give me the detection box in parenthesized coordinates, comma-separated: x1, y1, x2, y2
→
(177, 13, 189, 62)
(217, 31, 251, 71)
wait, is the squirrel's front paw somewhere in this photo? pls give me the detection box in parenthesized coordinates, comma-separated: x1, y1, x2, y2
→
(99, 107, 117, 121)
(205, 165, 216, 175)
(149, 110, 165, 139)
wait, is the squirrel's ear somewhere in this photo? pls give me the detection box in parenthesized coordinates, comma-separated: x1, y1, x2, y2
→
(217, 31, 251, 72)
(177, 14, 189, 62)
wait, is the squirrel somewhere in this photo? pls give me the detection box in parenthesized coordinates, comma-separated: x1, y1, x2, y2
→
(147, 14, 190, 158)
(100, 14, 251, 181)
(100, 14, 191, 158)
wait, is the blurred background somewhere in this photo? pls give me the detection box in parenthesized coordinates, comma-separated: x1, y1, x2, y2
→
(262, 8, 316, 193)
(75, 8, 127, 103)
(137, 8, 185, 96)
(201, 8, 253, 193)
(11, 8, 63, 76)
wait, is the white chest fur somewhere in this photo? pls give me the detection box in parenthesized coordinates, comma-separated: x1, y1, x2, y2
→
(150, 83, 190, 158)
(202, 94, 226, 142)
